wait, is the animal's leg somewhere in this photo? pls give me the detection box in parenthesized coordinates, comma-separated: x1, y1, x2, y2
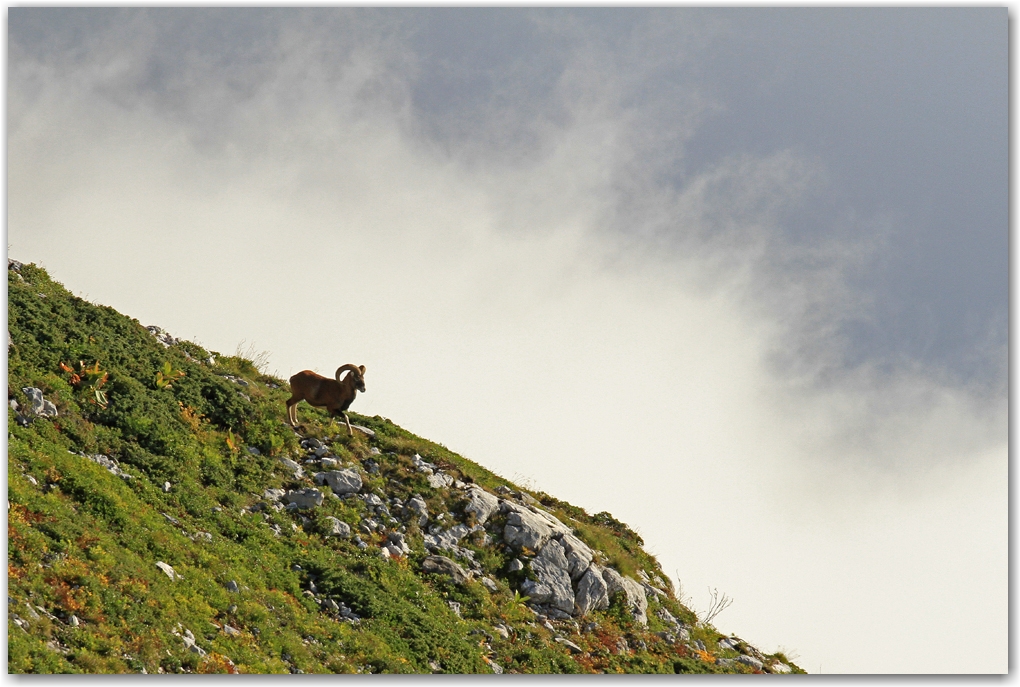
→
(343, 412, 353, 436)
(286, 398, 298, 426)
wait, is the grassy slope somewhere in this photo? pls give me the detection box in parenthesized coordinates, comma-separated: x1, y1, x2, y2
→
(7, 262, 803, 674)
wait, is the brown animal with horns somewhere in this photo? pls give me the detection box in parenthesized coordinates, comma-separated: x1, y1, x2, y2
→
(285, 364, 366, 436)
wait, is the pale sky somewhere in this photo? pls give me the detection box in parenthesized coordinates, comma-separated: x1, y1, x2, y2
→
(6, 9, 1008, 674)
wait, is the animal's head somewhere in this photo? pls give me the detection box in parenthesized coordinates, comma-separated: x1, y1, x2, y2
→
(336, 364, 367, 392)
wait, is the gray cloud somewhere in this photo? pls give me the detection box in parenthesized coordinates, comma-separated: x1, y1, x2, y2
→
(11, 9, 1005, 397)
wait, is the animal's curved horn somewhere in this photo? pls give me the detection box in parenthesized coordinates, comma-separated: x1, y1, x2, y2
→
(335, 364, 360, 382)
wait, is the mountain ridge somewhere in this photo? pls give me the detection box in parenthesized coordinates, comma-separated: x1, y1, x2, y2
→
(7, 259, 804, 674)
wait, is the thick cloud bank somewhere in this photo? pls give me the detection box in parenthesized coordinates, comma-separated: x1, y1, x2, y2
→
(8, 9, 1006, 673)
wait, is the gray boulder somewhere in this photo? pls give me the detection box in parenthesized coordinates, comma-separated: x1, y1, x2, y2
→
(286, 488, 323, 509)
(463, 486, 500, 525)
(520, 539, 574, 614)
(601, 567, 648, 625)
(387, 531, 411, 554)
(737, 655, 764, 671)
(22, 387, 57, 417)
(278, 457, 304, 479)
(315, 469, 362, 495)
(425, 523, 473, 552)
(407, 494, 428, 525)
(421, 555, 471, 585)
(574, 565, 610, 616)
(427, 472, 454, 489)
(322, 516, 351, 538)
(504, 509, 555, 552)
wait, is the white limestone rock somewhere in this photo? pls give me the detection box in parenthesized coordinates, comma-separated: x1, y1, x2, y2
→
(286, 488, 324, 509)
(559, 532, 594, 582)
(504, 508, 555, 552)
(315, 469, 363, 495)
(601, 567, 648, 625)
(463, 486, 500, 525)
(278, 457, 304, 479)
(574, 565, 610, 616)
(520, 539, 575, 614)
(155, 561, 178, 581)
(323, 516, 352, 538)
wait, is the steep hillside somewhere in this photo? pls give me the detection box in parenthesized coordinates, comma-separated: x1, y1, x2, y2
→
(7, 260, 803, 674)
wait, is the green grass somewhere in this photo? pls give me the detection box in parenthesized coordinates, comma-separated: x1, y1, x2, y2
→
(7, 262, 805, 674)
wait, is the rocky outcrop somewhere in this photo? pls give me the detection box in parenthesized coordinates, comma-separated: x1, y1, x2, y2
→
(601, 567, 648, 625)
(145, 325, 179, 348)
(464, 486, 500, 525)
(574, 565, 610, 616)
(520, 539, 575, 614)
(503, 507, 557, 552)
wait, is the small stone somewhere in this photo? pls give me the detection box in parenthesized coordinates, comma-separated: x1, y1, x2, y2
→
(226, 580, 240, 593)
(771, 662, 792, 674)
(508, 558, 524, 573)
(350, 424, 375, 438)
(155, 561, 177, 580)
(555, 637, 583, 654)
(163, 482, 172, 493)
(480, 577, 499, 592)
(246, 446, 261, 456)
(421, 555, 472, 585)
(447, 600, 461, 617)
(68, 615, 80, 627)
(323, 516, 352, 538)
(278, 457, 304, 479)
(222, 624, 241, 637)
